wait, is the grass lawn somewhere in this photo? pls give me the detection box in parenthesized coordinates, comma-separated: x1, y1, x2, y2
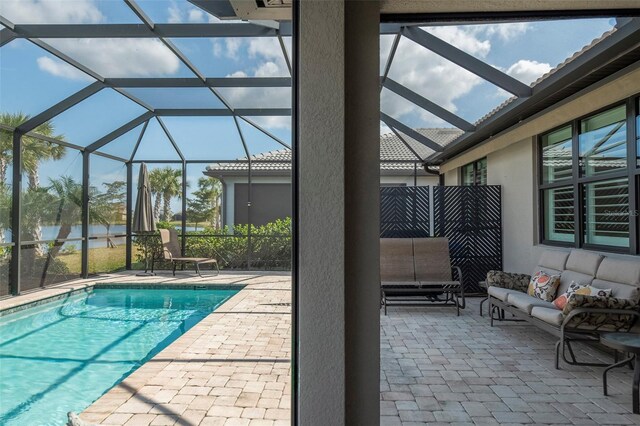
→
(57, 245, 142, 274)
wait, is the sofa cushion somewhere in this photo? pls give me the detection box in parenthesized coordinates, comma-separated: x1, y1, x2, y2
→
(593, 257, 640, 301)
(565, 250, 604, 276)
(488, 286, 520, 302)
(528, 271, 561, 301)
(562, 294, 639, 330)
(537, 249, 570, 272)
(508, 292, 555, 314)
(531, 306, 564, 326)
(592, 279, 639, 301)
(486, 270, 531, 292)
(558, 270, 595, 295)
(553, 282, 612, 310)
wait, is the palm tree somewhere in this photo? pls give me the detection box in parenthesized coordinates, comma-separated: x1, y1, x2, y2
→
(160, 168, 182, 222)
(0, 113, 65, 248)
(0, 112, 66, 189)
(40, 176, 107, 285)
(148, 168, 164, 222)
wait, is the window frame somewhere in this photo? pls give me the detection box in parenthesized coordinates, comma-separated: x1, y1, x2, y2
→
(461, 157, 487, 186)
(538, 95, 639, 255)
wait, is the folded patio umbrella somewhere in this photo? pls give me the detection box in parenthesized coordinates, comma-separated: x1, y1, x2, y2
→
(133, 163, 156, 275)
(133, 163, 156, 233)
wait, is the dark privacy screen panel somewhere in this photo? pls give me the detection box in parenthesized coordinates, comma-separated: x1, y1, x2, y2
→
(380, 185, 502, 294)
(380, 186, 430, 238)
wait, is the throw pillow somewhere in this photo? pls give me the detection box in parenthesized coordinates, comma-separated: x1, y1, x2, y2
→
(553, 282, 612, 310)
(527, 270, 561, 302)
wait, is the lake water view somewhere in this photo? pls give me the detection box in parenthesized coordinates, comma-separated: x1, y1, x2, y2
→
(2, 225, 204, 249)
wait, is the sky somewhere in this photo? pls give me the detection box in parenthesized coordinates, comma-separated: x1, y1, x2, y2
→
(0, 0, 619, 213)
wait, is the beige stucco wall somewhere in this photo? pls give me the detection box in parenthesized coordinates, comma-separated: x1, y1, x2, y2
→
(443, 169, 459, 186)
(439, 64, 640, 275)
(486, 137, 537, 273)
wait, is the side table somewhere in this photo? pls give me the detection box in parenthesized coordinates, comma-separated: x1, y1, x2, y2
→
(601, 332, 640, 414)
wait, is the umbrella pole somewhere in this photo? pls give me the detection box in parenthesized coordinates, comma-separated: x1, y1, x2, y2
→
(136, 233, 155, 277)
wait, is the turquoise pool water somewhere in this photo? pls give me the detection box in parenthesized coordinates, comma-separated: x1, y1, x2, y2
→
(0, 287, 239, 426)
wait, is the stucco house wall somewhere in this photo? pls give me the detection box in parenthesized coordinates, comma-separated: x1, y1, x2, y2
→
(438, 65, 640, 274)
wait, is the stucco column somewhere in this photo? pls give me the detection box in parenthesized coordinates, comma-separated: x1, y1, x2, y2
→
(297, 1, 380, 425)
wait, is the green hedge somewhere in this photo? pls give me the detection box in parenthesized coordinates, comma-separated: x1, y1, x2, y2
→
(134, 217, 291, 271)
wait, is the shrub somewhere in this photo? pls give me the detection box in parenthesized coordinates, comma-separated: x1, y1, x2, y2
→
(134, 217, 292, 270)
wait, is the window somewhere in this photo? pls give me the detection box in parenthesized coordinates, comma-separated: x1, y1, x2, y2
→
(583, 178, 629, 247)
(539, 100, 639, 254)
(542, 186, 575, 243)
(579, 105, 627, 176)
(461, 157, 487, 186)
(541, 126, 572, 183)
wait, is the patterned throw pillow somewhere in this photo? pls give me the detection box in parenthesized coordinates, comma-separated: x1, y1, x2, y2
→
(527, 271, 561, 302)
(553, 282, 612, 310)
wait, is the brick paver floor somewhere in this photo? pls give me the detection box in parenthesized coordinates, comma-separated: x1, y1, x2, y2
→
(6, 275, 640, 425)
(70, 273, 291, 426)
(381, 299, 640, 425)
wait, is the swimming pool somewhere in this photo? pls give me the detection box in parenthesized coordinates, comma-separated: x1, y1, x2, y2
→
(0, 286, 239, 426)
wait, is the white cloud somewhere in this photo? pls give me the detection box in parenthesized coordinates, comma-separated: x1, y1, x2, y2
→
(0, 0, 103, 24)
(188, 9, 205, 23)
(36, 56, 93, 81)
(425, 26, 491, 58)
(213, 39, 245, 60)
(506, 59, 552, 85)
(167, 1, 214, 24)
(43, 39, 181, 78)
(167, 4, 183, 23)
(382, 31, 485, 127)
(484, 22, 531, 42)
(218, 38, 291, 129)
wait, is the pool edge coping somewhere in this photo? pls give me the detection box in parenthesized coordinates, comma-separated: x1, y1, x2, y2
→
(0, 282, 248, 317)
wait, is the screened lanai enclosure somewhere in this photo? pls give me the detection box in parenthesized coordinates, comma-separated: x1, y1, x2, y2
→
(0, 1, 296, 296)
(2, 0, 636, 298)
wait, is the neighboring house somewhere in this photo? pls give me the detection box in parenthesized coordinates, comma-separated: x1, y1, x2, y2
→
(205, 128, 462, 227)
(430, 24, 640, 274)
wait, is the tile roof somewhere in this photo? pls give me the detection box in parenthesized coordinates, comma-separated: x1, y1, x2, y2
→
(469, 27, 619, 131)
(205, 127, 464, 176)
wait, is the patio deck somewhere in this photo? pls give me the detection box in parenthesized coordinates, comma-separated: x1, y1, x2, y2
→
(381, 300, 640, 425)
(3, 275, 640, 425)
(0, 271, 292, 426)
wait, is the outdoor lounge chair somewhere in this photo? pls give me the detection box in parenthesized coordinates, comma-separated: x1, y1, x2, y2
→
(159, 229, 219, 277)
(380, 237, 464, 315)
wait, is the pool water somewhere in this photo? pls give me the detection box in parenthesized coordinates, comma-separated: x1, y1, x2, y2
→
(0, 287, 239, 426)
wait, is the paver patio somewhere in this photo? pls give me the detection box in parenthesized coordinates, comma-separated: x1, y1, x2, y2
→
(0, 271, 292, 426)
(4, 275, 640, 425)
(381, 299, 640, 425)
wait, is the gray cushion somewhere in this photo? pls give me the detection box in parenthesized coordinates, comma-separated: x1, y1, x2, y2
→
(592, 279, 639, 301)
(507, 292, 555, 314)
(558, 270, 595, 295)
(594, 257, 640, 301)
(565, 250, 604, 276)
(596, 257, 640, 285)
(537, 250, 570, 272)
(531, 306, 564, 326)
(487, 286, 520, 302)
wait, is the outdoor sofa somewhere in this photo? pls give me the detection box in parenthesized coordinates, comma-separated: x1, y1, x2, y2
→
(380, 237, 465, 315)
(487, 249, 640, 369)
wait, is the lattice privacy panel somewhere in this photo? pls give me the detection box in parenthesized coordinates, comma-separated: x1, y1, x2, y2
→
(379, 185, 502, 294)
(433, 185, 502, 294)
(380, 186, 430, 238)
